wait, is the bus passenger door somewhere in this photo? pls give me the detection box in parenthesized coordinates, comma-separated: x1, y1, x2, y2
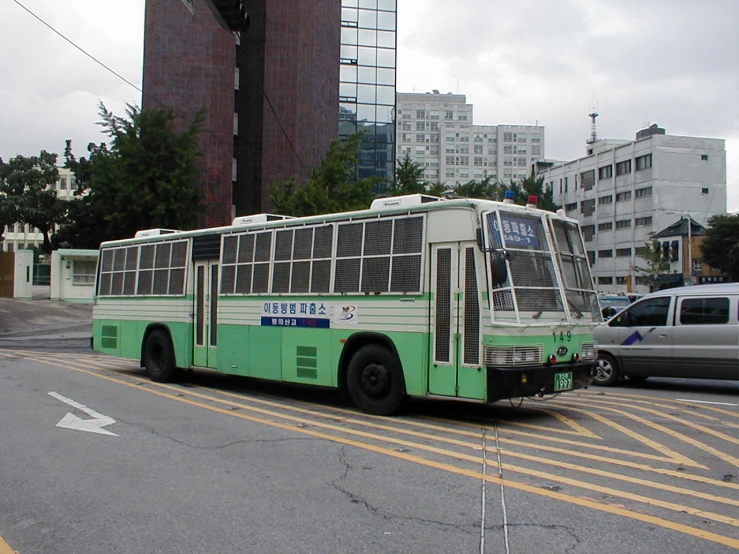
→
(429, 242, 483, 398)
(193, 261, 219, 368)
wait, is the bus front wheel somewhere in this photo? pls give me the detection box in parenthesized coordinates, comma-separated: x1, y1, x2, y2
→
(143, 329, 177, 383)
(347, 345, 405, 416)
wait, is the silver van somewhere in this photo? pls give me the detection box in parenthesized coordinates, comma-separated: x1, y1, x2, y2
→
(593, 283, 739, 385)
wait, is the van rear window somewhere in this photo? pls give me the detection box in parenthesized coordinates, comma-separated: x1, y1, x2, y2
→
(679, 297, 730, 325)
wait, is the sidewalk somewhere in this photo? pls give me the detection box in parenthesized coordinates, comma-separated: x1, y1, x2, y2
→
(0, 296, 92, 341)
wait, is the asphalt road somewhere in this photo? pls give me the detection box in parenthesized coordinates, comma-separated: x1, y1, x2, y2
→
(0, 298, 737, 553)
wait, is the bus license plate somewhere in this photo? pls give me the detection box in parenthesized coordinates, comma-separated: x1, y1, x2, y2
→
(554, 372, 573, 391)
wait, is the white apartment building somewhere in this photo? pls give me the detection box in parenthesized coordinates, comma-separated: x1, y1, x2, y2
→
(537, 126, 727, 293)
(2, 167, 77, 252)
(396, 91, 544, 186)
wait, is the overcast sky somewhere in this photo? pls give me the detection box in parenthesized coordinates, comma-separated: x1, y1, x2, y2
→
(1, 0, 737, 209)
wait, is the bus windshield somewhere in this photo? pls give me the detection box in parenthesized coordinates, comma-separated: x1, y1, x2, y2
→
(484, 210, 600, 325)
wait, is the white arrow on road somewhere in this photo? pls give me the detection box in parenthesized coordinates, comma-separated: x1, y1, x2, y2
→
(48, 391, 118, 436)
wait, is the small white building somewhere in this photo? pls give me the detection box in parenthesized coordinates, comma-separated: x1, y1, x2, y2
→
(50, 249, 99, 303)
(396, 91, 545, 187)
(536, 125, 727, 293)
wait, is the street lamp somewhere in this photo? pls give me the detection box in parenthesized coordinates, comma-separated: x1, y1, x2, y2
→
(665, 210, 692, 283)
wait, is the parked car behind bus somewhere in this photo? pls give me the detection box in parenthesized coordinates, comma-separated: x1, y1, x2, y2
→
(593, 284, 739, 386)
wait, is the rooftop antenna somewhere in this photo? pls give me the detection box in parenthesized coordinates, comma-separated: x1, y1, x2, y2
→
(586, 107, 599, 145)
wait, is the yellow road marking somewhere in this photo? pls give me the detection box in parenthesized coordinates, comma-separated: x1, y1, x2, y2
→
(504, 407, 601, 438)
(0, 535, 16, 554)
(570, 395, 739, 446)
(6, 352, 739, 548)
(556, 399, 739, 468)
(575, 389, 739, 419)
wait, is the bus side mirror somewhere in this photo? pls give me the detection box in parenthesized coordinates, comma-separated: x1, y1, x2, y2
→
(491, 257, 508, 286)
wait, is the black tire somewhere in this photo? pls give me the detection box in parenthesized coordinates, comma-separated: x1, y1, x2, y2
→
(346, 344, 406, 416)
(143, 329, 178, 383)
(594, 352, 620, 386)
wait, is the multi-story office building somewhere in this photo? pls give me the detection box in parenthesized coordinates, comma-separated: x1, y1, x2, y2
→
(537, 126, 727, 293)
(2, 168, 76, 252)
(144, 0, 397, 223)
(396, 92, 544, 187)
(339, 0, 397, 182)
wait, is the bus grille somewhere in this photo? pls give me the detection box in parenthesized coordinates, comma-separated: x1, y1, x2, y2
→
(580, 342, 598, 360)
(484, 345, 543, 367)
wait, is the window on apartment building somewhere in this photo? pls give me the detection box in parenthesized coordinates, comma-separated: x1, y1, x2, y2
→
(559, 178, 563, 194)
(516, 134, 527, 142)
(416, 110, 425, 119)
(532, 146, 541, 156)
(458, 113, 468, 121)
(235, 68, 240, 90)
(459, 135, 470, 142)
(504, 145, 513, 154)
(701, 154, 709, 161)
(581, 169, 595, 191)
(503, 132, 513, 142)
(232, 158, 237, 181)
(598, 249, 613, 258)
(615, 248, 632, 257)
(616, 191, 632, 202)
(598, 165, 613, 179)
(598, 277, 613, 285)
(445, 156, 455, 165)
(598, 194, 613, 205)
(429, 122, 439, 131)
(635, 186, 652, 199)
(634, 246, 647, 258)
(402, 112, 411, 119)
(582, 225, 595, 241)
(531, 135, 541, 143)
(488, 137, 497, 143)
(459, 146, 469, 154)
(446, 134, 455, 142)
(635, 153, 652, 170)
(564, 177, 569, 192)
(598, 222, 613, 232)
(615, 160, 632, 176)
(446, 170, 455, 178)
(516, 157, 527, 167)
(580, 199, 595, 216)
(615, 219, 631, 229)
(565, 202, 578, 212)
(615, 277, 628, 285)
(474, 144, 483, 154)
(402, 133, 410, 142)
(416, 121, 426, 131)
(233, 113, 238, 136)
(429, 111, 440, 120)
(444, 111, 453, 120)
(474, 135, 483, 142)
(59, 178, 67, 190)
(635, 216, 653, 227)
(459, 156, 469, 165)
(416, 134, 425, 142)
(702, 187, 710, 194)
(402, 122, 411, 131)
(474, 157, 484, 166)
(587, 251, 596, 264)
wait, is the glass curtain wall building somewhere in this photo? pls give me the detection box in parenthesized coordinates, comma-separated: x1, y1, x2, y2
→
(339, 0, 397, 183)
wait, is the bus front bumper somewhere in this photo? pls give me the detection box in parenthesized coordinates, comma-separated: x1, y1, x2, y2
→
(486, 361, 597, 402)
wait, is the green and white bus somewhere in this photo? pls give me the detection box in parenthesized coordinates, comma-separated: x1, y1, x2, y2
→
(92, 194, 601, 415)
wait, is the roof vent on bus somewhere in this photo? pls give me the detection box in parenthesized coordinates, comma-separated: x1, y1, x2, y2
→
(369, 194, 441, 211)
(134, 229, 182, 238)
(231, 213, 295, 226)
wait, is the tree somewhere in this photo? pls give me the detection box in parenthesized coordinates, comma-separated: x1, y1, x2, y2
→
(55, 103, 205, 248)
(388, 155, 425, 195)
(0, 151, 64, 254)
(633, 238, 673, 288)
(700, 213, 739, 281)
(270, 133, 381, 216)
(517, 173, 558, 212)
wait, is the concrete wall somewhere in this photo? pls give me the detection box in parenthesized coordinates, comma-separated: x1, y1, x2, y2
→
(13, 250, 33, 299)
(50, 249, 99, 303)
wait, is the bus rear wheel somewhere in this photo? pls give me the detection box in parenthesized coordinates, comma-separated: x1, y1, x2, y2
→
(347, 345, 405, 416)
(144, 329, 177, 383)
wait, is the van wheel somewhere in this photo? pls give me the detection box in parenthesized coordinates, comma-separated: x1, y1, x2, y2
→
(594, 353, 620, 386)
(347, 345, 405, 416)
(144, 329, 178, 383)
